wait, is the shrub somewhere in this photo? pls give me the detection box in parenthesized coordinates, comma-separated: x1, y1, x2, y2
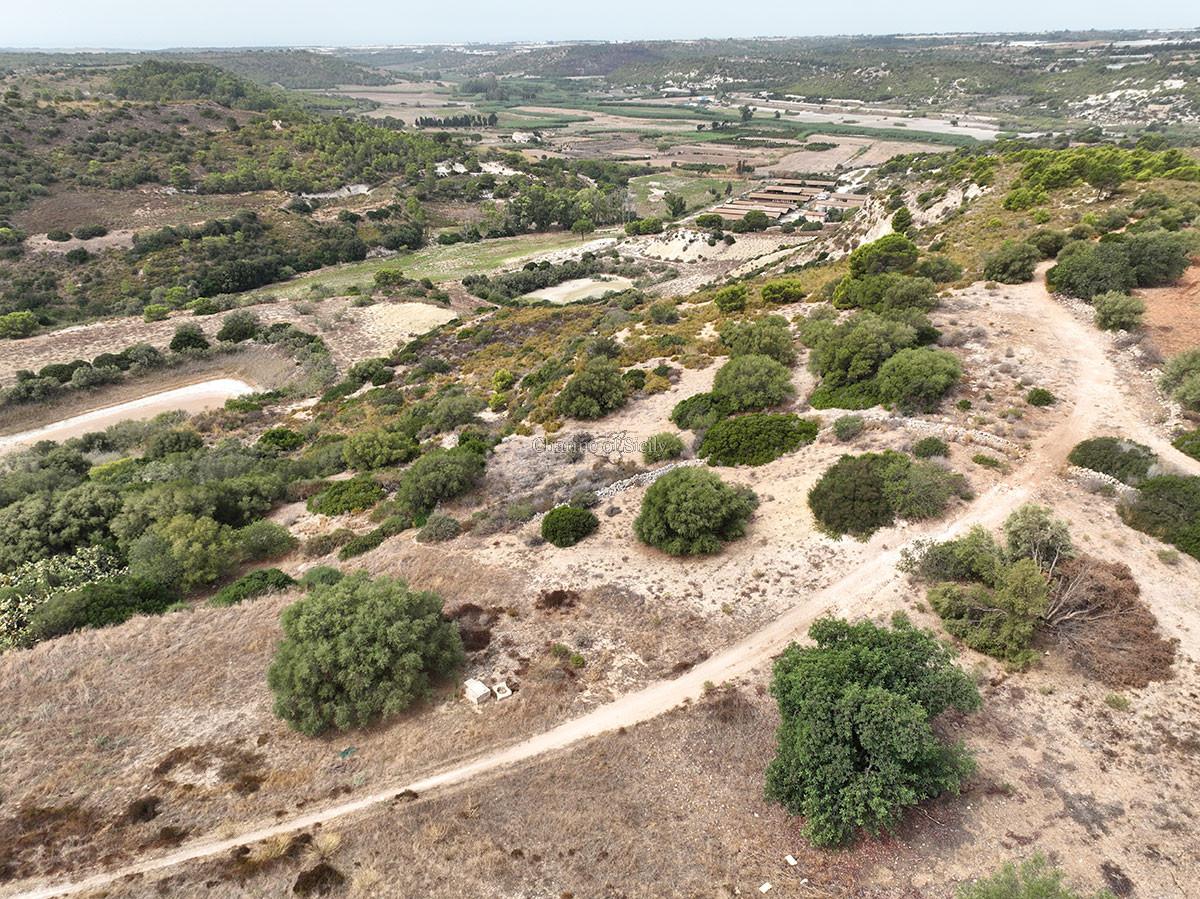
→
(169, 323, 209, 352)
(711, 354, 794, 413)
(27, 577, 178, 642)
(342, 429, 419, 470)
(1026, 387, 1055, 406)
(959, 854, 1118, 899)
(833, 414, 865, 441)
(904, 525, 1006, 586)
(913, 436, 949, 458)
(555, 359, 627, 420)
(210, 568, 295, 607)
(338, 528, 387, 559)
(417, 514, 461, 543)
(848, 234, 918, 277)
(541, 506, 599, 547)
(144, 428, 203, 460)
(215, 309, 261, 343)
(643, 432, 685, 463)
(719, 315, 796, 365)
(884, 460, 972, 521)
(713, 283, 748, 313)
(760, 278, 807, 304)
(801, 309, 921, 408)
(765, 616, 980, 847)
(258, 427, 304, 452)
(1173, 429, 1200, 461)
(670, 392, 725, 431)
(914, 254, 963, 283)
(1119, 475, 1200, 560)
(143, 304, 170, 322)
(0, 310, 38, 339)
(875, 347, 961, 412)
(634, 467, 757, 555)
(299, 566, 344, 590)
(267, 573, 464, 735)
(983, 241, 1040, 284)
(699, 413, 818, 466)
(807, 452, 896, 537)
(1027, 229, 1070, 259)
(307, 475, 385, 516)
(929, 558, 1048, 668)
(1068, 437, 1156, 485)
(833, 273, 937, 314)
(1092, 291, 1145, 331)
(1004, 503, 1074, 568)
(1124, 230, 1190, 287)
(393, 447, 486, 516)
(1047, 240, 1136, 299)
(648, 301, 679, 324)
(237, 520, 298, 560)
(1161, 349, 1200, 412)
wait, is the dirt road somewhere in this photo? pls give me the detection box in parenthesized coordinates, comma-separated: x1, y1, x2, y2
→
(9, 272, 1194, 899)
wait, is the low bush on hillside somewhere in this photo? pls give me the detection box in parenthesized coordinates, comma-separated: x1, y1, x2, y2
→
(698, 413, 818, 466)
(1092, 291, 1145, 331)
(959, 854, 1121, 899)
(299, 565, 343, 591)
(1026, 387, 1056, 406)
(634, 467, 757, 555)
(711, 354, 794, 413)
(912, 436, 949, 458)
(983, 241, 1040, 283)
(1068, 437, 1157, 485)
(417, 514, 461, 543)
(1119, 475, 1200, 560)
(555, 358, 627, 420)
(671, 392, 726, 431)
(833, 414, 865, 442)
(1161, 349, 1200, 413)
(808, 451, 970, 538)
(876, 347, 961, 412)
(307, 475, 385, 516)
(392, 447, 486, 516)
(713, 283, 748, 313)
(258, 427, 304, 452)
(27, 577, 179, 643)
(719, 315, 796, 365)
(1173, 429, 1200, 461)
(268, 573, 464, 735)
(765, 616, 980, 847)
(541, 506, 599, 548)
(210, 568, 295, 607)
(342, 428, 419, 470)
(643, 432, 685, 463)
(760, 278, 807, 304)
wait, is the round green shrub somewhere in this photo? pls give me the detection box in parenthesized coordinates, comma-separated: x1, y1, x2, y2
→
(634, 467, 757, 556)
(643, 432, 685, 464)
(554, 359, 627, 420)
(28, 576, 179, 643)
(417, 514, 461, 543)
(1068, 437, 1157, 485)
(267, 573, 464, 735)
(699, 413, 818, 466)
(307, 475, 385, 516)
(210, 568, 295, 607)
(1172, 429, 1200, 462)
(982, 241, 1041, 284)
(1026, 387, 1056, 407)
(875, 347, 961, 413)
(713, 283, 748, 313)
(719, 315, 796, 365)
(808, 452, 900, 538)
(299, 565, 344, 590)
(711, 354, 794, 413)
(541, 506, 599, 548)
(912, 436, 949, 458)
(258, 427, 304, 453)
(832, 414, 865, 442)
(671, 392, 725, 431)
(1092, 291, 1145, 332)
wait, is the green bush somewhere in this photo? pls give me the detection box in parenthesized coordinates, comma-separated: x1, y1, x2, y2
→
(307, 475, 385, 516)
(299, 565, 344, 590)
(765, 616, 980, 847)
(648, 301, 679, 324)
(267, 573, 464, 735)
(258, 427, 304, 452)
(914, 254, 963, 283)
(711, 354, 794, 413)
(875, 347, 961, 413)
(719, 315, 796, 365)
(555, 358, 627, 420)
(833, 414, 865, 441)
(210, 568, 295, 607)
(1026, 387, 1056, 406)
(912, 435, 949, 458)
(1047, 240, 1136, 299)
(393, 447, 486, 516)
(958, 854, 1118, 899)
(929, 558, 1048, 669)
(1092, 291, 1145, 331)
(760, 278, 807, 304)
(169, 323, 209, 352)
(643, 432, 685, 463)
(848, 234, 918, 277)
(670, 392, 725, 431)
(1027, 229, 1070, 259)
(1068, 437, 1156, 485)
(1172, 429, 1200, 461)
(0, 310, 38, 339)
(215, 309, 261, 343)
(1003, 503, 1074, 568)
(1161, 349, 1200, 412)
(144, 428, 203, 460)
(143, 304, 170, 323)
(1119, 475, 1200, 560)
(713, 283, 748, 313)
(338, 529, 386, 559)
(27, 577, 179, 642)
(541, 506, 599, 548)
(833, 273, 937, 314)
(417, 514, 461, 543)
(237, 520, 298, 560)
(634, 467, 757, 556)
(342, 428, 419, 470)
(699, 413, 818, 466)
(982, 241, 1040, 284)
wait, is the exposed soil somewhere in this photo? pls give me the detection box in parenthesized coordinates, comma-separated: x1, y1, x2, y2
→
(1138, 263, 1200, 356)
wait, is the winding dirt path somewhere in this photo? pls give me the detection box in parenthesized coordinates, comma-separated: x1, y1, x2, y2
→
(8, 273, 1195, 899)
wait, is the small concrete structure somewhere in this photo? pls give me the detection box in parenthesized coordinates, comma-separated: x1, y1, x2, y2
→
(492, 681, 513, 701)
(464, 678, 492, 705)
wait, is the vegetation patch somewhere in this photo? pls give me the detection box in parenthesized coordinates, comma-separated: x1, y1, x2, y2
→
(634, 467, 757, 556)
(698, 413, 818, 466)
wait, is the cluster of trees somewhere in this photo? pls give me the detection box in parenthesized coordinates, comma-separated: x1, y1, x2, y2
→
(698, 413, 818, 466)
(462, 252, 631, 303)
(109, 60, 282, 110)
(413, 113, 498, 128)
(1047, 230, 1191, 300)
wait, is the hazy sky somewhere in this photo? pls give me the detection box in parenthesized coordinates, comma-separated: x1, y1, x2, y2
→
(2, 0, 1196, 49)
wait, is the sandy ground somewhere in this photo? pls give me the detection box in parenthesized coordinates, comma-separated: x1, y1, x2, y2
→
(0, 378, 253, 456)
(525, 276, 636, 304)
(4, 269, 1200, 899)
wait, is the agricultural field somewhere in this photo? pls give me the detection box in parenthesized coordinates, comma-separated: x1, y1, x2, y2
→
(2, 26, 1200, 899)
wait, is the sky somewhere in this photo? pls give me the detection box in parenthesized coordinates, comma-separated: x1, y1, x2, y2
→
(1, 0, 1196, 49)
